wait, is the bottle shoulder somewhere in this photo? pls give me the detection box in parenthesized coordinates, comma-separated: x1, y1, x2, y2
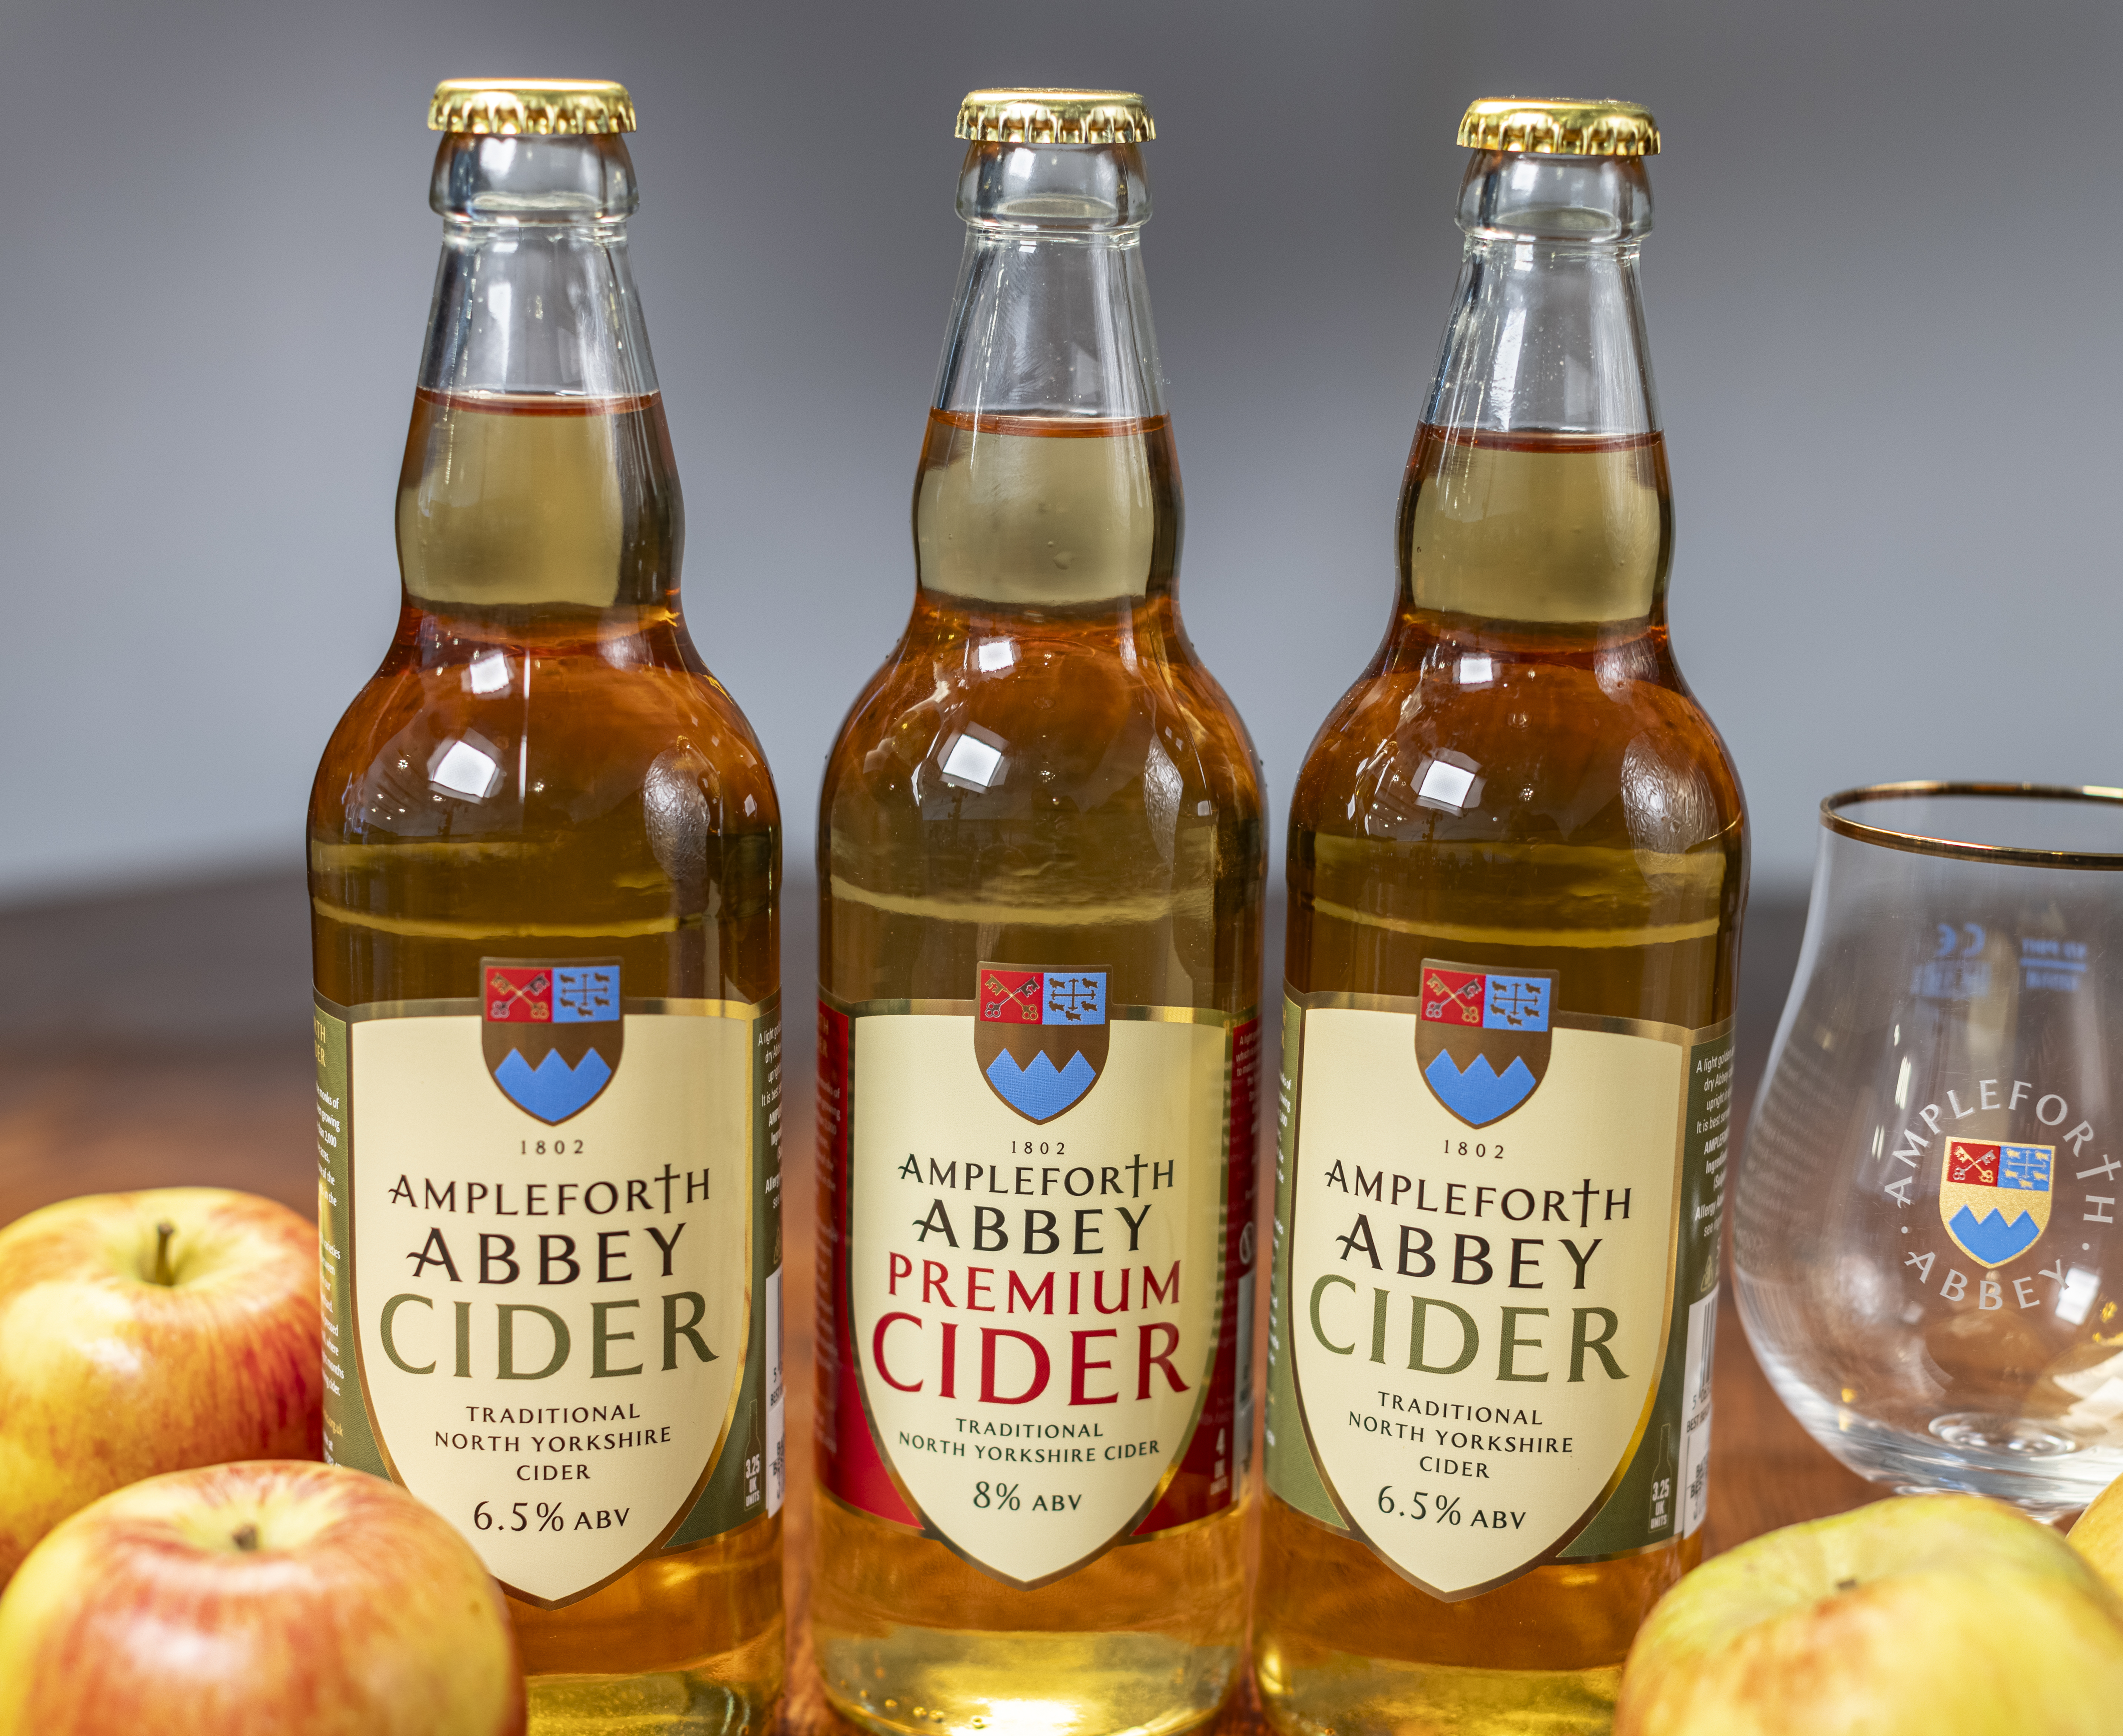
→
(309, 616, 780, 851)
(1283, 635, 1745, 1022)
(1289, 635, 1744, 862)
(823, 606, 1261, 819)
(817, 605, 1265, 922)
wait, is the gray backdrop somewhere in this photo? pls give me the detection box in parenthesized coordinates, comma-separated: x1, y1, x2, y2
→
(3, 0, 2117, 902)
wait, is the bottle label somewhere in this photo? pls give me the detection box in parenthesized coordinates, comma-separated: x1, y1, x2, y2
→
(817, 965, 1256, 1589)
(1265, 966, 1730, 1600)
(315, 962, 783, 1610)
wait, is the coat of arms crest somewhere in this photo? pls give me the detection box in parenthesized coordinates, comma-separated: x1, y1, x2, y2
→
(1939, 1137, 2053, 1267)
(973, 964, 1109, 1123)
(1415, 960, 1556, 1128)
(481, 957, 624, 1124)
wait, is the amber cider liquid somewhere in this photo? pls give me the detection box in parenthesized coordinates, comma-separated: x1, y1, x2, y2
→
(1256, 425, 1745, 1736)
(812, 409, 1264, 1736)
(311, 389, 783, 1735)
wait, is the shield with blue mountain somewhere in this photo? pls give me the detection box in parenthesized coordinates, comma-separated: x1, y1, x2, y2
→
(1940, 1138, 2053, 1267)
(481, 957, 623, 1125)
(974, 964, 1109, 1125)
(1414, 961, 1555, 1128)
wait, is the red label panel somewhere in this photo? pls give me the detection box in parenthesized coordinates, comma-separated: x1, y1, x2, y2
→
(815, 1002, 918, 1528)
(1136, 1015, 1257, 1535)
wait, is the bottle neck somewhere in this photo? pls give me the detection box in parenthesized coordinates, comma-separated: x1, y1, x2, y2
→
(397, 134, 682, 621)
(914, 142, 1179, 615)
(1399, 150, 1668, 639)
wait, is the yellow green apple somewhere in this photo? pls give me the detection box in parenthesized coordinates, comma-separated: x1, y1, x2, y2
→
(1616, 1493, 2123, 1734)
(0, 1187, 321, 1584)
(0, 1460, 523, 1735)
(2069, 1472, 2123, 1599)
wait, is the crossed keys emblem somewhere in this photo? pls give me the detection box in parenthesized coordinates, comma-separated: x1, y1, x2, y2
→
(488, 969, 552, 1020)
(1423, 969, 1484, 1026)
(983, 972, 1042, 1023)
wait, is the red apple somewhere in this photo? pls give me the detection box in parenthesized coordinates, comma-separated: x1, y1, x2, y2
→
(0, 1187, 321, 1584)
(0, 1460, 524, 1735)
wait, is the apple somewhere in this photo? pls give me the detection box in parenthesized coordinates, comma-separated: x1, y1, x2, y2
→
(2069, 1472, 2123, 1599)
(0, 1459, 524, 1735)
(0, 1187, 322, 1584)
(1615, 1493, 2123, 1735)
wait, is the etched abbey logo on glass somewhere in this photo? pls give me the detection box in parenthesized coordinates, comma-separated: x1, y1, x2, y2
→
(1415, 961, 1556, 1127)
(1939, 1138, 2055, 1267)
(481, 958, 623, 1123)
(974, 965, 1109, 1123)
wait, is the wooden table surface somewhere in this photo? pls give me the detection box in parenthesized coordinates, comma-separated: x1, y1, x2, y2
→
(0, 875, 1873, 1732)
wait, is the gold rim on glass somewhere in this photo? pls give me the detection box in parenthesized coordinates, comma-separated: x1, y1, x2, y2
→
(1821, 780, 2123, 870)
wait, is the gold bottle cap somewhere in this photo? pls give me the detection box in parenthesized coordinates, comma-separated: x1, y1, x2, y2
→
(955, 89, 1155, 145)
(428, 79, 636, 136)
(1456, 98, 1658, 157)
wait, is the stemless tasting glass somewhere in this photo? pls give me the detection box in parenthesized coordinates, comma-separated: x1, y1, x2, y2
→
(1735, 783, 2123, 1516)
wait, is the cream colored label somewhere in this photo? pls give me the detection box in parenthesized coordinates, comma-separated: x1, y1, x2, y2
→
(1286, 1007, 1684, 1599)
(346, 1012, 751, 1606)
(848, 1011, 1227, 1587)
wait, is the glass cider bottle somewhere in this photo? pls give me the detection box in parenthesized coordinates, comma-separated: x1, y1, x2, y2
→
(811, 89, 1265, 1736)
(1255, 100, 1747, 1735)
(309, 81, 783, 1736)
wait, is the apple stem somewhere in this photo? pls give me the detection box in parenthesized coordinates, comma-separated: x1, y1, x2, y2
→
(152, 1221, 177, 1287)
(232, 1523, 260, 1552)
